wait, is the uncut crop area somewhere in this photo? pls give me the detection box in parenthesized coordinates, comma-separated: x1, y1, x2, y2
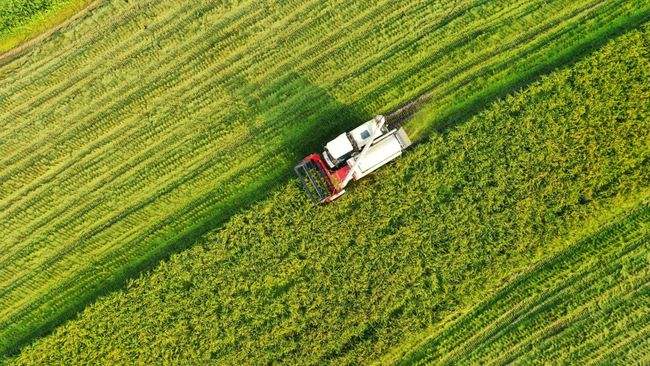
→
(0, 0, 648, 357)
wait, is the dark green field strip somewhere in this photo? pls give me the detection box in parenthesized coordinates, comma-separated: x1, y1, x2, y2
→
(0, 0, 72, 34)
(397, 203, 649, 365)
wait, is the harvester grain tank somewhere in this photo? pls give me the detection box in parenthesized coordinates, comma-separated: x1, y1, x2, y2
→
(294, 115, 411, 203)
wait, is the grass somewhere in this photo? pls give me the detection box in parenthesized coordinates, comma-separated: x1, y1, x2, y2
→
(6, 26, 649, 364)
(0, 0, 96, 54)
(1, 0, 648, 356)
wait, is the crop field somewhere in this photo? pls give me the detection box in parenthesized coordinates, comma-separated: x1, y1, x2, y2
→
(7, 27, 649, 364)
(0, 0, 95, 53)
(397, 206, 649, 365)
(2, 0, 648, 356)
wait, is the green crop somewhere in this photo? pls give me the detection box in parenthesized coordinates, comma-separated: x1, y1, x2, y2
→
(1, 0, 648, 355)
(7, 26, 649, 364)
(0, 0, 94, 53)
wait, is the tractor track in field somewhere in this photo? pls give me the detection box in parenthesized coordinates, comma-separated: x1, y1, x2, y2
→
(392, 203, 649, 365)
(386, 91, 433, 128)
(0, 0, 104, 67)
(384, 0, 607, 132)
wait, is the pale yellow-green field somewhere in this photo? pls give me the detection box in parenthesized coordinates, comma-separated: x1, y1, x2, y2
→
(8, 26, 650, 363)
(0, 0, 647, 357)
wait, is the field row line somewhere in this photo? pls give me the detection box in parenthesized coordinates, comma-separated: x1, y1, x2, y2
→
(435, 222, 648, 364)
(0, 2, 263, 175)
(463, 236, 649, 364)
(490, 277, 649, 365)
(0, 0, 592, 209)
(514, 287, 649, 364)
(396, 202, 648, 365)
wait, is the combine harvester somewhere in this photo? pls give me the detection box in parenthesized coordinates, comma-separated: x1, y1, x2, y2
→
(295, 115, 411, 203)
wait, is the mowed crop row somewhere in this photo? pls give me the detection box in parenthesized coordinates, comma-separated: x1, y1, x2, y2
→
(0, 0, 648, 355)
(7, 27, 649, 364)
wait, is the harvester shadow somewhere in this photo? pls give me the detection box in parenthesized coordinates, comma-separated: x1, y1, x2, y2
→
(2, 73, 368, 357)
(159, 72, 369, 253)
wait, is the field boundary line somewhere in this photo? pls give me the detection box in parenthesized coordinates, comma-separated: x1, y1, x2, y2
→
(0, 0, 105, 67)
(438, 232, 650, 365)
(481, 257, 650, 365)
(390, 200, 649, 365)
